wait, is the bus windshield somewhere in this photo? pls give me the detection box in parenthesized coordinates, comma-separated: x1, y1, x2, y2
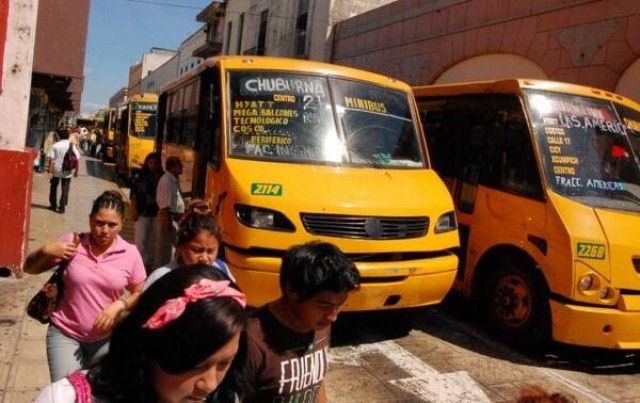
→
(525, 90, 640, 212)
(227, 72, 425, 168)
(130, 102, 157, 139)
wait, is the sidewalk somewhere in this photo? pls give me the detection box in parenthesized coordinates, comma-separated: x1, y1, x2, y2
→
(0, 157, 129, 402)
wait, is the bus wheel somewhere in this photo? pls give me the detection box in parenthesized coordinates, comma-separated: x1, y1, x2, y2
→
(482, 258, 551, 350)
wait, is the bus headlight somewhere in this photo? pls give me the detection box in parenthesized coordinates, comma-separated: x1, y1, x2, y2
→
(235, 205, 295, 232)
(578, 274, 594, 291)
(599, 287, 613, 299)
(434, 211, 458, 234)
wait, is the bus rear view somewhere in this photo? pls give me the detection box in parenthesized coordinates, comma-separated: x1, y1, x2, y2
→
(414, 79, 640, 349)
(158, 56, 459, 311)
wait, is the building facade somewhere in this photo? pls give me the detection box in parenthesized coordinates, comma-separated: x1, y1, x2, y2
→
(194, 0, 226, 59)
(141, 54, 179, 94)
(222, 0, 395, 61)
(128, 48, 177, 97)
(29, 0, 90, 135)
(330, 0, 640, 101)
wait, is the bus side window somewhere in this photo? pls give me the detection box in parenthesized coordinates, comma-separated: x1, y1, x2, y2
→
(182, 81, 199, 149)
(166, 90, 182, 144)
(499, 114, 542, 198)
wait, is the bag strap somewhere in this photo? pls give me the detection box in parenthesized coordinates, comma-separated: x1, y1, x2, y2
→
(67, 371, 94, 403)
(57, 233, 79, 275)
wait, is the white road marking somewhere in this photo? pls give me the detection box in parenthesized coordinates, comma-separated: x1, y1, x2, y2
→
(329, 339, 490, 402)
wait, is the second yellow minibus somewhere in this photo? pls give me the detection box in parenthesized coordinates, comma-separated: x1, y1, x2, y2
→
(157, 56, 460, 311)
(114, 93, 158, 179)
(414, 79, 640, 349)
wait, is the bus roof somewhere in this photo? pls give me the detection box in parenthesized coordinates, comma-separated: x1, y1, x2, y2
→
(413, 78, 640, 107)
(160, 55, 411, 94)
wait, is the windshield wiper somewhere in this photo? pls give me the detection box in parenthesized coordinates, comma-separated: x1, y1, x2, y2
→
(576, 186, 640, 207)
(605, 188, 640, 206)
(345, 141, 386, 169)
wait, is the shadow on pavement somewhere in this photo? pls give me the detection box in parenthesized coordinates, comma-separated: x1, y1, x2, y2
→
(433, 293, 640, 375)
(332, 292, 640, 375)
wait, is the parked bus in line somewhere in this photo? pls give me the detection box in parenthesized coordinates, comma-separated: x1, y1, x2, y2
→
(101, 107, 117, 162)
(413, 79, 640, 349)
(156, 55, 459, 310)
(113, 93, 158, 180)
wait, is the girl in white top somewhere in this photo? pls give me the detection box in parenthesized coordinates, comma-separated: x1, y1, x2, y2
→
(145, 199, 233, 292)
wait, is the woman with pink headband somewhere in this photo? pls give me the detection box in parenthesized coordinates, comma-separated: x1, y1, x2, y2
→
(35, 264, 248, 403)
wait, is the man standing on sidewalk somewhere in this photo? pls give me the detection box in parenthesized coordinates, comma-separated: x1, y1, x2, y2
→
(47, 128, 80, 214)
(153, 156, 184, 268)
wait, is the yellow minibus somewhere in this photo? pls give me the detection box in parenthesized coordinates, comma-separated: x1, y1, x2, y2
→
(414, 79, 640, 349)
(157, 56, 459, 311)
(114, 93, 158, 179)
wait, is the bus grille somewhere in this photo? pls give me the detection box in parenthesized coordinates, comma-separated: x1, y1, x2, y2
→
(300, 214, 429, 240)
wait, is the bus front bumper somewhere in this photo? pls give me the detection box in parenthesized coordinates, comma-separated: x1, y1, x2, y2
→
(226, 249, 458, 311)
(551, 297, 640, 349)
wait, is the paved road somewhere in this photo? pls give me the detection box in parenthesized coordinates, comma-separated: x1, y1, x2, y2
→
(2, 156, 639, 402)
(326, 302, 640, 402)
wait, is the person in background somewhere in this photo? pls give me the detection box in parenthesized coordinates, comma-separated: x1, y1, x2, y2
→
(46, 128, 80, 214)
(24, 191, 146, 382)
(89, 128, 99, 156)
(129, 152, 163, 272)
(79, 126, 89, 153)
(26, 128, 44, 172)
(42, 131, 59, 172)
(144, 199, 232, 291)
(242, 241, 361, 403)
(154, 156, 185, 268)
(35, 264, 248, 403)
(68, 127, 81, 148)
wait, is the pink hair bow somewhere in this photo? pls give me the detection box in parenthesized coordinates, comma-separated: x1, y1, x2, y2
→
(143, 279, 247, 330)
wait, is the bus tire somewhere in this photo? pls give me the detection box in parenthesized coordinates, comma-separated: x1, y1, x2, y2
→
(481, 256, 551, 350)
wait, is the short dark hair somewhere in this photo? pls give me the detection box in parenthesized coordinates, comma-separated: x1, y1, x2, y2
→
(279, 241, 360, 301)
(88, 264, 247, 400)
(142, 152, 162, 171)
(56, 128, 70, 140)
(165, 156, 182, 171)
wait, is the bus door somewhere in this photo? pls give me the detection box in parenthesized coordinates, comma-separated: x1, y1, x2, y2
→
(194, 68, 223, 205)
(418, 93, 545, 282)
(115, 106, 129, 175)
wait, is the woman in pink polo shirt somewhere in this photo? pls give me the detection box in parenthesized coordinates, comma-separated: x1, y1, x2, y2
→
(24, 190, 146, 382)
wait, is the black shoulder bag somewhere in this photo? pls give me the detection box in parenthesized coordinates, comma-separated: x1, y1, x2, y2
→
(26, 260, 71, 324)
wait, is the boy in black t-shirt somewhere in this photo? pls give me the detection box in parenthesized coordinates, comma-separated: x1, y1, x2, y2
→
(243, 242, 361, 403)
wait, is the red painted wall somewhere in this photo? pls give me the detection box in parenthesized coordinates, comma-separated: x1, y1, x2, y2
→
(0, 150, 33, 275)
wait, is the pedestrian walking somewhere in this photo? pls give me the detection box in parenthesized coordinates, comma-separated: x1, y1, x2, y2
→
(34, 264, 248, 403)
(154, 156, 185, 268)
(46, 128, 81, 214)
(241, 241, 361, 403)
(144, 199, 232, 291)
(129, 152, 163, 272)
(23, 191, 147, 382)
(42, 130, 59, 172)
